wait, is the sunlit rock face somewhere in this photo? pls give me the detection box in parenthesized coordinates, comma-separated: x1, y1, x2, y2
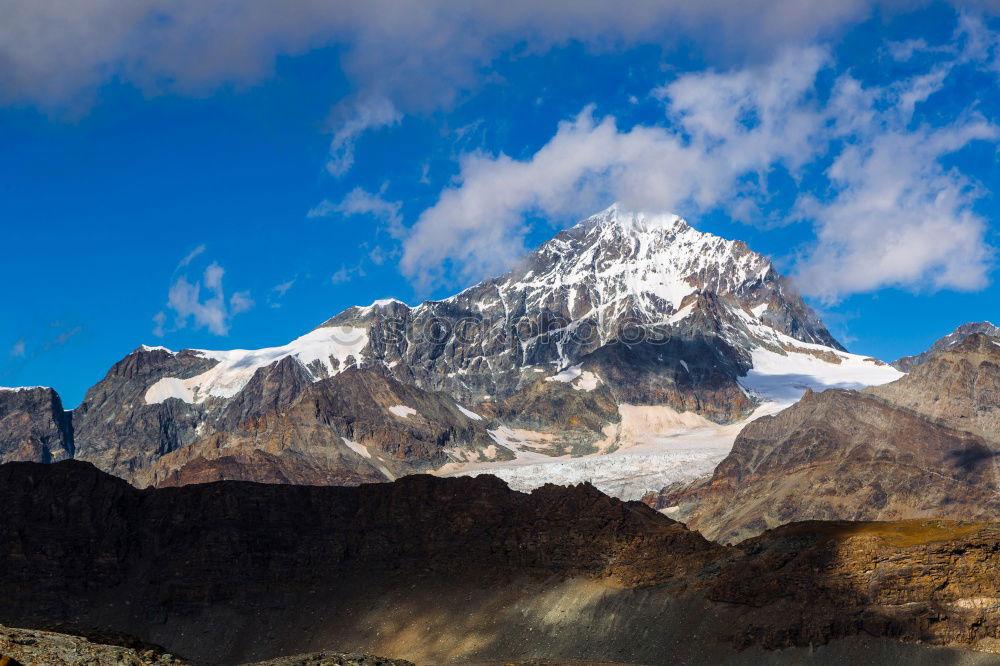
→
(0, 386, 73, 464)
(657, 333, 1000, 543)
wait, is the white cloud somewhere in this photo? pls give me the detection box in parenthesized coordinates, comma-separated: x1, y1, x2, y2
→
(330, 187, 405, 238)
(957, 11, 1000, 69)
(271, 279, 295, 297)
(402, 43, 998, 299)
(887, 38, 934, 61)
(43, 325, 82, 351)
(331, 264, 365, 285)
(400, 48, 831, 289)
(9, 340, 25, 359)
(159, 261, 253, 336)
(309, 188, 402, 282)
(229, 290, 255, 316)
(325, 98, 401, 177)
(306, 200, 337, 218)
(267, 279, 296, 309)
(176, 243, 206, 270)
(2, 1, 991, 183)
(152, 311, 167, 338)
(793, 119, 997, 300)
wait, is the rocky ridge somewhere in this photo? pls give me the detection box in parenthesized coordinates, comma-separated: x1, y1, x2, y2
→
(893, 321, 1000, 371)
(652, 333, 1000, 543)
(0, 461, 998, 664)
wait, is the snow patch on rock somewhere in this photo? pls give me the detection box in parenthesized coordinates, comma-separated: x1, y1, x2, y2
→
(144, 378, 195, 405)
(388, 404, 417, 419)
(343, 437, 371, 459)
(139, 345, 175, 354)
(456, 404, 483, 421)
(545, 365, 601, 391)
(742, 344, 903, 407)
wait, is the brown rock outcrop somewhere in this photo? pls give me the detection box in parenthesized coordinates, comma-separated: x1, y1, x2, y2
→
(870, 333, 1000, 445)
(0, 387, 72, 464)
(136, 368, 497, 487)
(71, 347, 218, 477)
(709, 520, 1000, 650)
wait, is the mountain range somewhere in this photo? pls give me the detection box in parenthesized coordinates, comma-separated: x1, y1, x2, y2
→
(0, 205, 902, 500)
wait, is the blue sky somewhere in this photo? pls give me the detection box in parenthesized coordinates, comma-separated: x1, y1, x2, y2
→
(1, 1, 999, 406)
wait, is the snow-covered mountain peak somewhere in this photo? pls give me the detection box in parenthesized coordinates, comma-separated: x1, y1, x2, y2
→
(481, 206, 801, 341)
(139, 204, 850, 415)
(579, 203, 687, 235)
(514, 205, 765, 300)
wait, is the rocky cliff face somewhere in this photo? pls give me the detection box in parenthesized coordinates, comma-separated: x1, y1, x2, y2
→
(0, 387, 72, 464)
(710, 519, 1000, 651)
(134, 368, 496, 488)
(70, 347, 218, 478)
(1, 461, 998, 664)
(656, 333, 1000, 543)
(61, 339, 497, 487)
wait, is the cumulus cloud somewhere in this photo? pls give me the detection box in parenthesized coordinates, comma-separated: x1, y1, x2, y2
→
(400, 48, 832, 288)
(4, 1, 994, 180)
(402, 42, 998, 299)
(793, 117, 997, 300)
(156, 261, 253, 336)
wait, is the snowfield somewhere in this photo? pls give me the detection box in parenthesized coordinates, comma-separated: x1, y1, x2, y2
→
(442, 345, 903, 500)
(144, 326, 368, 405)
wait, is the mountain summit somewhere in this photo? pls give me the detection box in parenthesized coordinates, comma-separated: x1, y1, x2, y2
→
(893, 321, 1000, 371)
(317, 205, 849, 410)
(1, 206, 899, 493)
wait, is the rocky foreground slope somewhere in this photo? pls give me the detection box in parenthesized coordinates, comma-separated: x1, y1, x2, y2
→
(1, 461, 998, 664)
(652, 333, 1000, 543)
(0, 624, 413, 666)
(1, 206, 899, 494)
